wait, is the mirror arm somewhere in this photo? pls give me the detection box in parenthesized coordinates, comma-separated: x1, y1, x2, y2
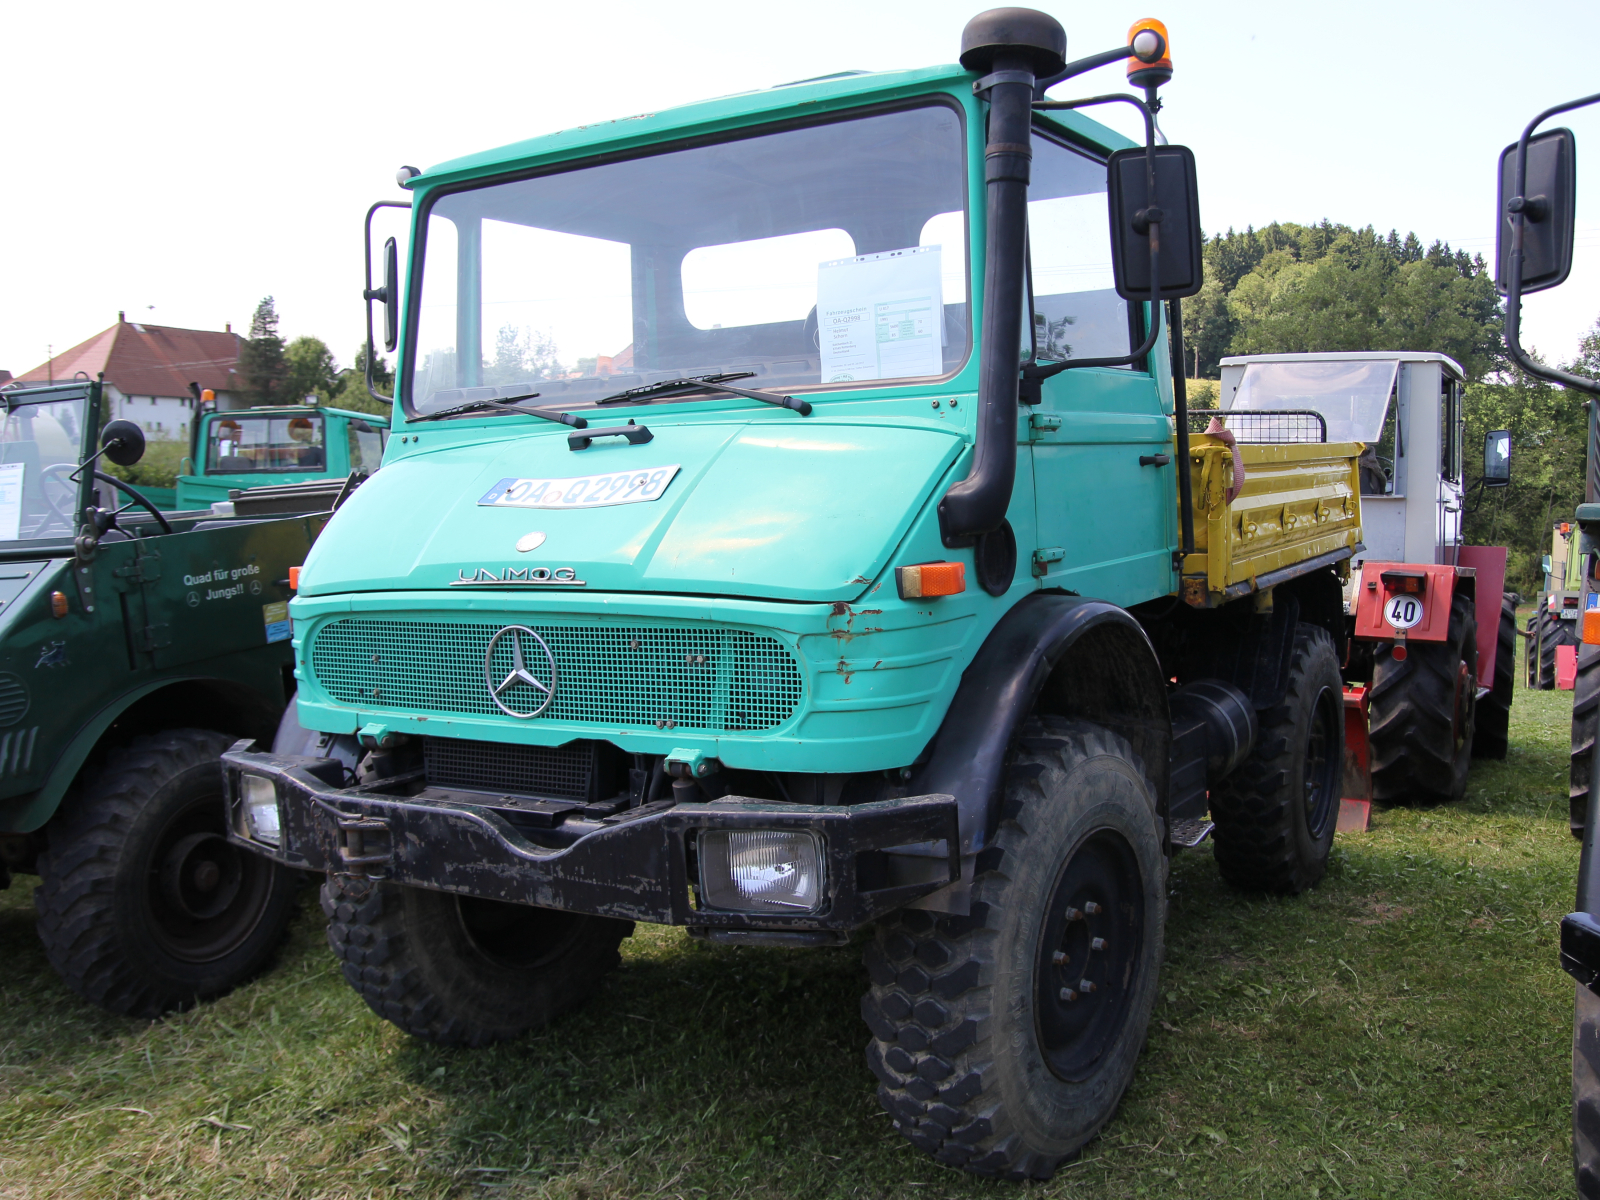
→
(363, 200, 411, 406)
(1503, 93, 1600, 395)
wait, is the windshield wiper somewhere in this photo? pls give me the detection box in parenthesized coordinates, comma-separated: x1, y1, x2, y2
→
(412, 392, 589, 428)
(595, 372, 811, 416)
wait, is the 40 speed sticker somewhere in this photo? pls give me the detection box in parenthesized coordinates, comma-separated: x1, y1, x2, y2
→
(1384, 593, 1425, 630)
(479, 466, 681, 510)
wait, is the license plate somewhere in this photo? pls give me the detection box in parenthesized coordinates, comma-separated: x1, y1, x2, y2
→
(1562, 610, 1580, 619)
(478, 465, 681, 510)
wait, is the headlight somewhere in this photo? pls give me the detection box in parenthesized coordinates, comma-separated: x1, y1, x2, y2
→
(240, 773, 281, 847)
(699, 830, 824, 913)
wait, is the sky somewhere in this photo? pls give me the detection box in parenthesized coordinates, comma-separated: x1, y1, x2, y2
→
(3, 0, 1597, 379)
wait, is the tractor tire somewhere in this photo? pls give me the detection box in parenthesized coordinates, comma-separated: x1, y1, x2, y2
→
(1207, 624, 1343, 894)
(1540, 607, 1577, 690)
(860, 717, 1164, 1181)
(1576, 984, 1600, 1199)
(1472, 592, 1517, 759)
(321, 875, 632, 1047)
(1530, 613, 1543, 689)
(1370, 591, 1478, 805)
(33, 729, 299, 1017)
(1571, 645, 1600, 837)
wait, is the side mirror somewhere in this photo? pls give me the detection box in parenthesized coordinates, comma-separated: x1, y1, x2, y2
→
(101, 419, 146, 467)
(1496, 127, 1577, 295)
(1483, 429, 1512, 486)
(1106, 144, 1204, 301)
(381, 236, 399, 353)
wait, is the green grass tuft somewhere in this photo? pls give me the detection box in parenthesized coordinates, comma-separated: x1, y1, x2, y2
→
(0, 623, 1580, 1198)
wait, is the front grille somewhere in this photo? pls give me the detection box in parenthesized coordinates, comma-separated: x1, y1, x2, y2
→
(308, 618, 804, 731)
(425, 737, 595, 799)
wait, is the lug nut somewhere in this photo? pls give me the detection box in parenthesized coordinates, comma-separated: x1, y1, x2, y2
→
(1063, 907, 1083, 921)
(1052, 950, 1068, 966)
(1059, 987, 1077, 1002)
(1084, 901, 1102, 915)
(1079, 979, 1097, 994)
(1090, 937, 1107, 951)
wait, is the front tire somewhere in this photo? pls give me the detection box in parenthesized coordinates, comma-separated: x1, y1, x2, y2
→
(1472, 592, 1516, 759)
(860, 718, 1164, 1181)
(1577, 984, 1600, 1198)
(1208, 624, 1343, 894)
(1369, 591, 1477, 805)
(33, 729, 299, 1017)
(322, 875, 633, 1046)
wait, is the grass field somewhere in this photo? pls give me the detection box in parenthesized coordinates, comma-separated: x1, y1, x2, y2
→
(0, 627, 1584, 1199)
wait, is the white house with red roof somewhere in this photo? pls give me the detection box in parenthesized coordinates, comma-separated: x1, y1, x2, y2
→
(8, 313, 246, 440)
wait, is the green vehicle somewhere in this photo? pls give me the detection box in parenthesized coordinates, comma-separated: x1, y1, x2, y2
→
(1531, 519, 1582, 689)
(229, 9, 1372, 1179)
(0, 378, 338, 1017)
(174, 402, 387, 512)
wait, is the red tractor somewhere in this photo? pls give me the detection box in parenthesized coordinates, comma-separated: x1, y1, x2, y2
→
(1217, 351, 1515, 821)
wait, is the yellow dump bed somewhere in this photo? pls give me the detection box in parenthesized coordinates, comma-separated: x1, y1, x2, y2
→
(1179, 435, 1363, 607)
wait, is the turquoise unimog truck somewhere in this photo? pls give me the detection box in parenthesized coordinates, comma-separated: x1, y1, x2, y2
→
(225, 9, 1371, 1178)
(0, 379, 341, 1017)
(174, 402, 387, 511)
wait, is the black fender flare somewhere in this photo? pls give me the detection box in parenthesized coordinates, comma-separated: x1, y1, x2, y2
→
(908, 592, 1171, 859)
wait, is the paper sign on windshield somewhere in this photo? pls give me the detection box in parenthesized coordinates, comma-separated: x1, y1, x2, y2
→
(0, 463, 24, 542)
(817, 246, 943, 383)
(478, 465, 681, 510)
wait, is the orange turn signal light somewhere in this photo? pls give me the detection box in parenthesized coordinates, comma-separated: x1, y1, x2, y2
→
(1379, 569, 1425, 595)
(50, 590, 68, 619)
(896, 561, 966, 600)
(1585, 608, 1600, 646)
(288, 566, 301, 591)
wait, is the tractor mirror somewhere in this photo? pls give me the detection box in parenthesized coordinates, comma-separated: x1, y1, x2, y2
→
(1496, 127, 1577, 295)
(100, 420, 146, 467)
(1483, 429, 1512, 486)
(381, 236, 399, 353)
(1106, 144, 1204, 301)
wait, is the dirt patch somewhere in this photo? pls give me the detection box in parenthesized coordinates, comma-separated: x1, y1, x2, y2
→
(1353, 894, 1414, 926)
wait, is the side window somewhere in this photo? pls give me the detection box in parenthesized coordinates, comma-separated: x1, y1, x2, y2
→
(1441, 380, 1463, 483)
(1027, 133, 1132, 366)
(347, 423, 387, 474)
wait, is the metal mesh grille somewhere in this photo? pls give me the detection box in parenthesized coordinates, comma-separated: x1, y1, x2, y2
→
(425, 737, 593, 798)
(309, 618, 804, 731)
(1187, 409, 1328, 444)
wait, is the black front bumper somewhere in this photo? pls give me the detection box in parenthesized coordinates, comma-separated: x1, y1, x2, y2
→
(221, 744, 959, 931)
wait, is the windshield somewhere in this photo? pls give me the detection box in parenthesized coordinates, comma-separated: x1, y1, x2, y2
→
(0, 394, 86, 541)
(1228, 360, 1399, 443)
(408, 103, 969, 416)
(207, 414, 326, 473)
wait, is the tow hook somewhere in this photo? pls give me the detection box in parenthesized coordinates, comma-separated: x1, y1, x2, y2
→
(336, 814, 392, 870)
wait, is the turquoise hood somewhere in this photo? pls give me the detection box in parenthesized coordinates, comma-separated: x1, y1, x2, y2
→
(299, 416, 965, 604)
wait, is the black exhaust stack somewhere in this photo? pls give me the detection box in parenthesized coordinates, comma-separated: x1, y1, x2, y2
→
(938, 8, 1066, 547)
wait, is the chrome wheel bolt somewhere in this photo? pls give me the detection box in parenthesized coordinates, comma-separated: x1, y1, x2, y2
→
(1059, 987, 1077, 1002)
(1079, 979, 1097, 994)
(1063, 906, 1083, 921)
(1090, 937, 1107, 951)
(1052, 950, 1068, 966)
(1084, 901, 1102, 915)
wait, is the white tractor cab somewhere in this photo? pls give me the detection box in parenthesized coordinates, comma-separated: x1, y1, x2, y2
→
(1217, 352, 1517, 808)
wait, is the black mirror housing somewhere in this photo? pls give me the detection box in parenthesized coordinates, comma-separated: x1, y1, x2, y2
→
(1497, 127, 1577, 295)
(1483, 428, 1512, 486)
(1106, 144, 1203, 301)
(101, 419, 146, 467)
(382, 236, 399, 353)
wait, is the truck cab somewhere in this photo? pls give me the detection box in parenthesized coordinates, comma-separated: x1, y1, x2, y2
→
(174, 405, 387, 510)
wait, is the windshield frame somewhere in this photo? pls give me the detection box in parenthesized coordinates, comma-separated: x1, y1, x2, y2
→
(0, 380, 98, 549)
(398, 94, 973, 424)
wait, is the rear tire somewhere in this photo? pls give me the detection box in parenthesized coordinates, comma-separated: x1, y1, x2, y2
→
(1539, 606, 1576, 690)
(33, 729, 299, 1017)
(860, 717, 1164, 1181)
(1208, 624, 1343, 894)
(321, 875, 632, 1047)
(1472, 592, 1516, 759)
(1370, 591, 1477, 805)
(1576, 984, 1600, 1199)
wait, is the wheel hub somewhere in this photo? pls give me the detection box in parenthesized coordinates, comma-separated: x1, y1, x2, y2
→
(159, 831, 244, 921)
(1035, 829, 1143, 1082)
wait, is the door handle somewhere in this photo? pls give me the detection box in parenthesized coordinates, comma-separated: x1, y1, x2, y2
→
(1139, 453, 1171, 467)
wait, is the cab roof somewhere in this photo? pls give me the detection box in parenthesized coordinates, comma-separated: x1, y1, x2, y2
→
(1220, 351, 1467, 382)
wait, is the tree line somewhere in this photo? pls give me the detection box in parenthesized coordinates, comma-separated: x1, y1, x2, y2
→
(236, 297, 392, 415)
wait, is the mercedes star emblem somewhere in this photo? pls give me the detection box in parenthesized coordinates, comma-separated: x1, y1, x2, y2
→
(484, 625, 558, 718)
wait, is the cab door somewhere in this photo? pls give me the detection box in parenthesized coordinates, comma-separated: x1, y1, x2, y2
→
(1026, 130, 1174, 606)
